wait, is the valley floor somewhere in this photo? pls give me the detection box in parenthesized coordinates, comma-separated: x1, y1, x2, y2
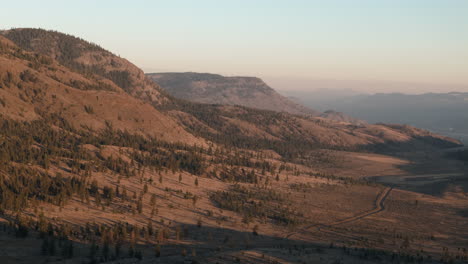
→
(0, 147, 467, 264)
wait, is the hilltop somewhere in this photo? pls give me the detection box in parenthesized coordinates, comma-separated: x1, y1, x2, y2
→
(0, 32, 201, 145)
(2, 28, 170, 106)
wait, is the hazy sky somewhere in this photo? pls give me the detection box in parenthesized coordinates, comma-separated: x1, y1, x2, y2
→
(2, 0, 468, 92)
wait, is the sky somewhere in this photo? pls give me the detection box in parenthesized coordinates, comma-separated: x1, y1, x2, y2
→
(2, 0, 468, 93)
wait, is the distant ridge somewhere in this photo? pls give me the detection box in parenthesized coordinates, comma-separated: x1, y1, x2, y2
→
(319, 110, 367, 126)
(146, 72, 321, 116)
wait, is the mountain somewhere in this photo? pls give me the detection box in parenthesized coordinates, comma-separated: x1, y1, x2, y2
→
(2, 28, 170, 106)
(0, 28, 465, 263)
(148, 72, 368, 126)
(0, 30, 200, 145)
(0, 28, 461, 157)
(282, 89, 468, 143)
(0, 28, 424, 152)
(147, 72, 320, 116)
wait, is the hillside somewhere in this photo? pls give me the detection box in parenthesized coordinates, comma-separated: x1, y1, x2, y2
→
(2, 28, 170, 106)
(0, 29, 466, 263)
(0, 34, 201, 145)
(147, 72, 320, 116)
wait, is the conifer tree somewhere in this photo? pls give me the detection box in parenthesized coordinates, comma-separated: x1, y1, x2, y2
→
(154, 244, 161, 257)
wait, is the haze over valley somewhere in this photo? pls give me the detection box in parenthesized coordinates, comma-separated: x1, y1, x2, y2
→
(281, 89, 468, 144)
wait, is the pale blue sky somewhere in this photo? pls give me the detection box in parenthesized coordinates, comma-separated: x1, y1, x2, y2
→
(2, 0, 468, 92)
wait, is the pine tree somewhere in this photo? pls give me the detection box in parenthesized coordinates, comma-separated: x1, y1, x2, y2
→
(102, 242, 110, 261)
(48, 237, 56, 256)
(61, 240, 74, 258)
(135, 250, 143, 260)
(150, 194, 156, 206)
(89, 241, 98, 259)
(128, 245, 135, 258)
(154, 244, 161, 257)
(41, 237, 49, 255)
(115, 242, 121, 258)
(151, 207, 158, 217)
(137, 199, 143, 214)
(122, 188, 127, 200)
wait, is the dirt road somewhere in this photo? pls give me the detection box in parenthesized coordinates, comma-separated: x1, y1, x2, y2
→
(285, 187, 393, 239)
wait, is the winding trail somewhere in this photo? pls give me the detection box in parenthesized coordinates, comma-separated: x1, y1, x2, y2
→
(285, 187, 393, 239)
(140, 187, 394, 260)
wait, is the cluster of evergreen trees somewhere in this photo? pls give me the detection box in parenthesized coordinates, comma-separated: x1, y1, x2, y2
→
(210, 184, 301, 226)
(0, 113, 305, 233)
(0, 216, 183, 262)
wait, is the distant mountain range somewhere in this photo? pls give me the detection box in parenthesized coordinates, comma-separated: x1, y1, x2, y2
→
(281, 90, 468, 143)
(146, 72, 367, 125)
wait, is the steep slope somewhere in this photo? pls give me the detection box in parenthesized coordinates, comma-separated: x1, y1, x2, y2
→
(0, 35, 202, 145)
(147, 72, 320, 116)
(2, 28, 169, 105)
